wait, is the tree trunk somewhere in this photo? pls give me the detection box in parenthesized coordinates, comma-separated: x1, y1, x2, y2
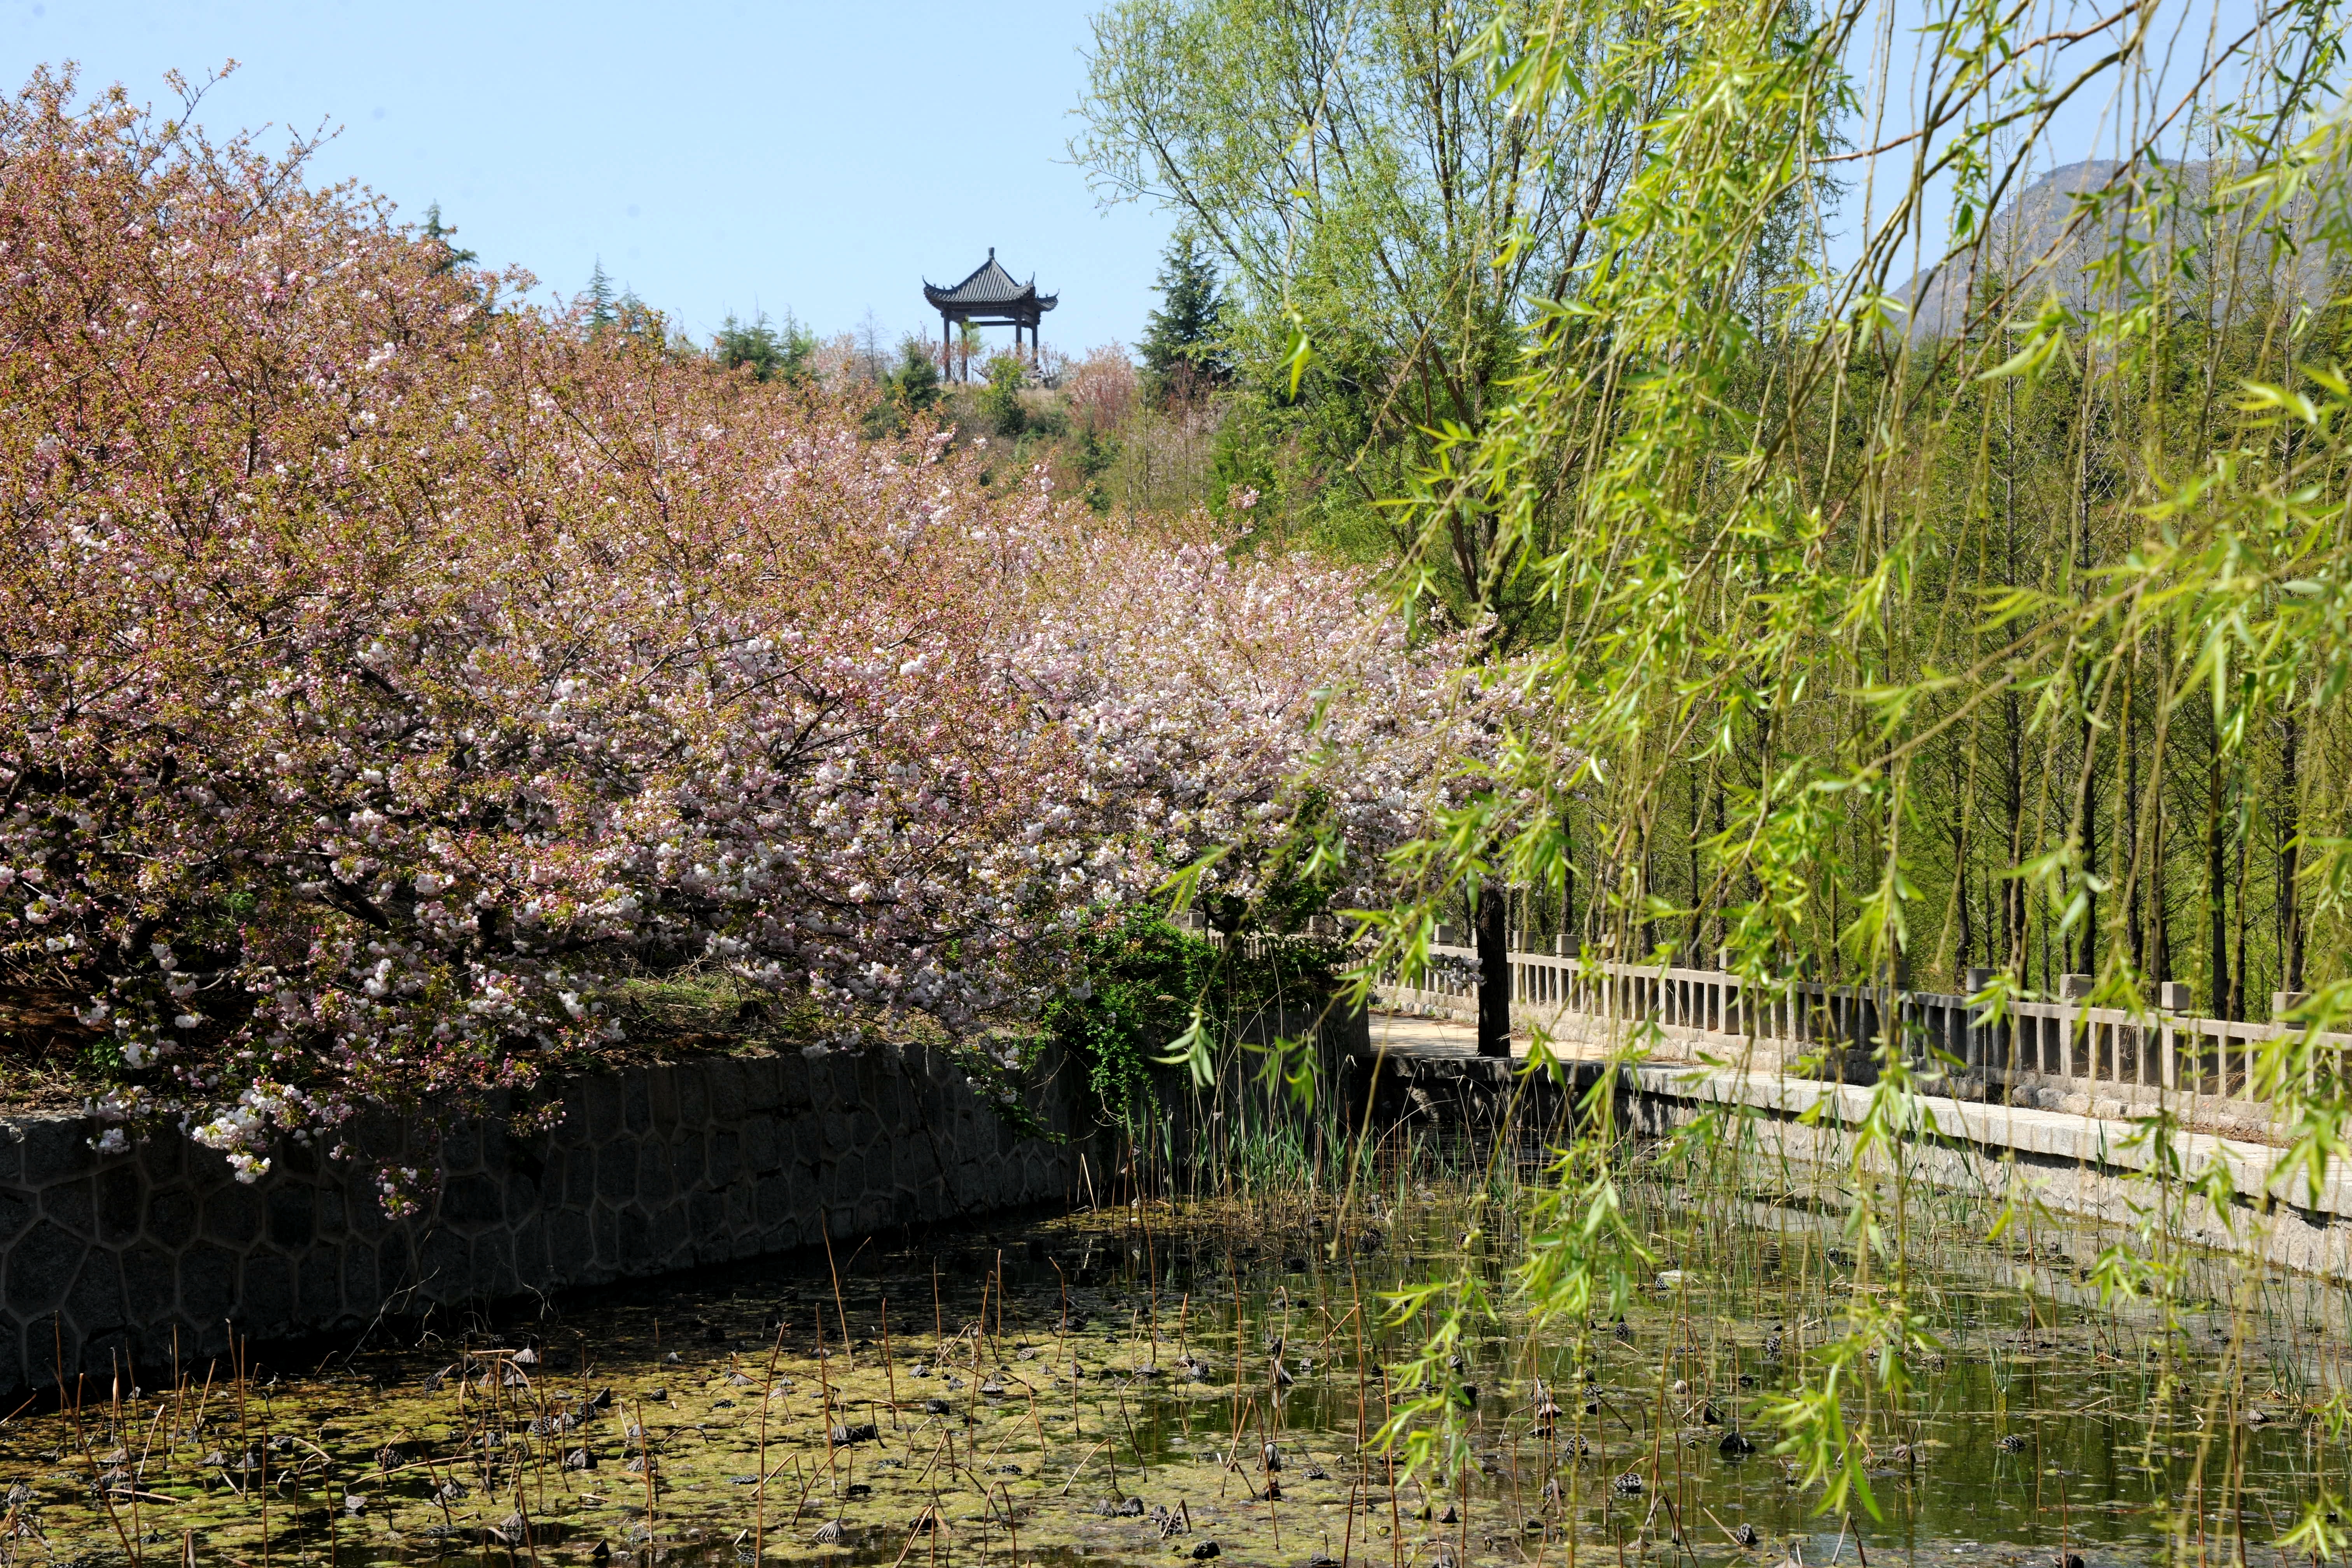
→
(2123, 669, 2142, 975)
(2002, 688, 2026, 980)
(1953, 726, 1974, 975)
(2074, 695, 2099, 977)
(1707, 772, 1727, 957)
(2232, 806, 2250, 1024)
(1474, 883, 1511, 1058)
(2150, 639, 2173, 984)
(1685, 767, 1701, 956)
(2283, 710, 2305, 993)
(2205, 737, 2230, 1017)
(1640, 829, 1658, 960)
(1563, 805, 1579, 954)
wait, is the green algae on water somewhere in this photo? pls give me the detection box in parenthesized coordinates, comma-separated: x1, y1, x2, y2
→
(0, 1165, 2343, 1568)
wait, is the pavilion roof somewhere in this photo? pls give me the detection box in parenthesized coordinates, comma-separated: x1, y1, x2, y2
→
(924, 248, 1058, 311)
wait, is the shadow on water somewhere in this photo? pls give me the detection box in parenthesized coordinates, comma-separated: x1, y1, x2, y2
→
(0, 1151, 2340, 1568)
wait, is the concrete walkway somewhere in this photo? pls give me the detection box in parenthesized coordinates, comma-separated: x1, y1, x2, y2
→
(1366, 1011, 1489, 1057)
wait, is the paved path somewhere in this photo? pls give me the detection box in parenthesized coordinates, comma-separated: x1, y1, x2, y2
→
(1365, 1010, 1629, 1062)
(1364, 1011, 1487, 1057)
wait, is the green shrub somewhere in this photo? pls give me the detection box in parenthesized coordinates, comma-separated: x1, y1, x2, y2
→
(977, 353, 1027, 437)
(1041, 907, 1345, 1121)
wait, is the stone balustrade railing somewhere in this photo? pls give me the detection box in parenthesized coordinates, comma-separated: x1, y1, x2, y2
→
(1388, 936, 2337, 1119)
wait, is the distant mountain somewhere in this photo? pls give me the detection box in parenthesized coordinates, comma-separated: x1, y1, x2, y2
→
(1895, 156, 2346, 340)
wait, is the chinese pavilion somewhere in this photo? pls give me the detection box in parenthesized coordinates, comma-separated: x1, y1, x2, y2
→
(923, 248, 1057, 380)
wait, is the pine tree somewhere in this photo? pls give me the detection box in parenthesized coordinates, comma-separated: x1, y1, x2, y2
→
(890, 336, 941, 412)
(612, 288, 665, 341)
(421, 203, 478, 274)
(1138, 233, 1230, 402)
(586, 259, 618, 333)
(711, 309, 817, 383)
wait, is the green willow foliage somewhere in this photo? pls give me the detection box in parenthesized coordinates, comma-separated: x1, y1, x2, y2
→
(1317, 0, 2352, 1529)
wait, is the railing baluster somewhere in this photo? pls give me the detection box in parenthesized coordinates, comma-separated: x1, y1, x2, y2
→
(1378, 938, 2330, 1111)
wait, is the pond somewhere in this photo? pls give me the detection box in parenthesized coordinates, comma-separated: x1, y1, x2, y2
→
(0, 1153, 2340, 1568)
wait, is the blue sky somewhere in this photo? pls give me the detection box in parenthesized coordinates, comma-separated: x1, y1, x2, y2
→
(4, 0, 1172, 358)
(2, 0, 2281, 364)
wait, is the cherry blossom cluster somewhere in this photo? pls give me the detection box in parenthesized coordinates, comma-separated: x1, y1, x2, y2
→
(0, 68, 1482, 1203)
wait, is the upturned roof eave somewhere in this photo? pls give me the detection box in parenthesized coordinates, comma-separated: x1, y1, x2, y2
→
(923, 284, 1059, 310)
(924, 251, 1056, 310)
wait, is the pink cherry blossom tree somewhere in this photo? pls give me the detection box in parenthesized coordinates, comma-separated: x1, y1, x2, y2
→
(0, 66, 1481, 1205)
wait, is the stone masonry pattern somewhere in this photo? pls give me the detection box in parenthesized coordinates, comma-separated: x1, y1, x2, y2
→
(0, 1046, 1083, 1396)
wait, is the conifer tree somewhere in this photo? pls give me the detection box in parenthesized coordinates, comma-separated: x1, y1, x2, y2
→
(1137, 233, 1228, 402)
(420, 202, 477, 273)
(586, 259, 618, 332)
(891, 335, 941, 411)
(711, 309, 816, 383)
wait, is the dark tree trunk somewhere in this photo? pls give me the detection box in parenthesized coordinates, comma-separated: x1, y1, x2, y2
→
(2124, 670, 2143, 975)
(2206, 738, 2230, 1017)
(2232, 815, 2250, 1024)
(2148, 707, 2170, 984)
(1563, 806, 1579, 954)
(2074, 693, 2098, 978)
(2002, 688, 2026, 980)
(1953, 729, 1973, 973)
(2284, 712, 2305, 994)
(1474, 884, 1511, 1058)
(1707, 773, 1727, 956)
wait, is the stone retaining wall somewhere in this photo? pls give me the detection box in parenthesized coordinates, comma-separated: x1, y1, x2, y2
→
(0, 1045, 1087, 1395)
